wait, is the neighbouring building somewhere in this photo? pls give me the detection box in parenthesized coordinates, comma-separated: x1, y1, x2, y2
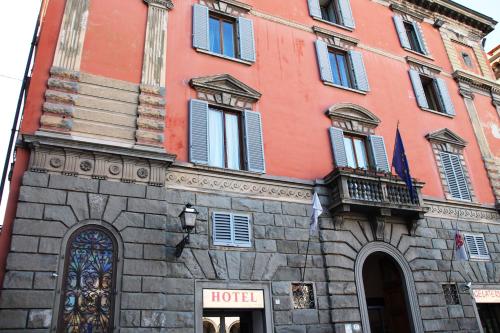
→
(0, 0, 500, 332)
(488, 45, 500, 81)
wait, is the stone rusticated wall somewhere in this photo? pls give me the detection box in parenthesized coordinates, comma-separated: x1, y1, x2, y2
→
(0, 171, 499, 332)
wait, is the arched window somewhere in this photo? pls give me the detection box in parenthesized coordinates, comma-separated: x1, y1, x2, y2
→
(58, 226, 117, 333)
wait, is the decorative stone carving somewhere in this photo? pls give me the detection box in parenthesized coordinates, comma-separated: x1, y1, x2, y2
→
(425, 201, 499, 222)
(313, 26, 359, 50)
(109, 165, 121, 176)
(370, 216, 386, 241)
(137, 168, 149, 179)
(200, 0, 252, 16)
(80, 161, 93, 172)
(144, 0, 173, 10)
(50, 157, 63, 169)
(426, 128, 467, 148)
(326, 103, 380, 134)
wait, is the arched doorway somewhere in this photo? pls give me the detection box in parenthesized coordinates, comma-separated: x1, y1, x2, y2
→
(363, 252, 411, 333)
(356, 242, 423, 333)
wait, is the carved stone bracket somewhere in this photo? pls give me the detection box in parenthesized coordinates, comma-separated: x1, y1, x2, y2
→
(144, 0, 173, 10)
(370, 216, 386, 241)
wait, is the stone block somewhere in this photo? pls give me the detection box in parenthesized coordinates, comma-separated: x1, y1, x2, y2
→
(274, 215, 296, 227)
(145, 214, 167, 230)
(273, 296, 292, 310)
(27, 309, 52, 328)
(3, 271, 33, 289)
(426, 218, 442, 229)
(415, 282, 443, 294)
(432, 238, 448, 250)
(196, 193, 230, 209)
(34, 272, 56, 289)
(121, 310, 141, 327)
(330, 308, 360, 322)
(128, 198, 167, 214)
(166, 263, 194, 279)
(282, 202, 307, 216)
(114, 212, 144, 231)
(253, 225, 266, 238)
(38, 237, 62, 254)
(239, 252, 256, 280)
(6, 253, 57, 271)
(124, 243, 143, 259)
(274, 311, 292, 325)
(325, 255, 354, 270)
(274, 267, 301, 281)
(121, 293, 166, 310)
(420, 306, 448, 319)
(122, 228, 165, 244)
(123, 276, 142, 292)
(144, 244, 166, 260)
(470, 222, 489, 233)
(272, 282, 291, 296)
(159, 278, 194, 294)
(263, 253, 287, 280)
(285, 228, 309, 241)
(164, 295, 195, 311)
(146, 186, 167, 200)
(88, 194, 108, 219)
(226, 251, 241, 280)
(295, 216, 310, 229)
(15, 203, 44, 219)
(277, 240, 299, 253)
(448, 305, 465, 318)
(266, 226, 285, 239)
(275, 325, 306, 333)
(308, 324, 336, 333)
(49, 174, 98, 192)
(413, 270, 448, 282)
(13, 219, 67, 237)
(423, 319, 459, 331)
(100, 180, 146, 198)
(103, 196, 127, 223)
(67, 191, 89, 221)
(330, 295, 358, 308)
(124, 259, 166, 276)
(410, 259, 438, 271)
(328, 282, 357, 295)
(0, 290, 53, 308)
(405, 248, 442, 262)
(10, 235, 39, 253)
(292, 309, 319, 324)
(458, 317, 480, 330)
(19, 186, 66, 204)
(141, 311, 194, 328)
(232, 197, 263, 212)
(264, 200, 282, 213)
(192, 250, 216, 279)
(253, 212, 275, 226)
(255, 239, 277, 252)
(252, 253, 272, 280)
(327, 268, 354, 282)
(44, 205, 77, 227)
(22, 172, 49, 187)
(0, 310, 28, 328)
(209, 251, 228, 280)
(415, 227, 438, 238)
(165, 189, 196, 205)
(322, 243, 357, 259)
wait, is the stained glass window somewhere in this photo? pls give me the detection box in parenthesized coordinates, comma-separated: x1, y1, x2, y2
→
(59, 227, 116, 333)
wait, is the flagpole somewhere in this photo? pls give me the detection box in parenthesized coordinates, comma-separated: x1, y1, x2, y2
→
(448, 210, 461, 283)
(301, 236, 311, 283)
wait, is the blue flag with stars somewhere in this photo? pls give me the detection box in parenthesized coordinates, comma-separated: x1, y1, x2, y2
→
(392, 128, 416, 202)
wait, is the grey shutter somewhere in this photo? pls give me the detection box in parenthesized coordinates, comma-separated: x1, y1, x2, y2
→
(435, 78, 456, 116)
(238, 17, 256, 62)
(412, 21, 428, 54)
(307, 0, 322, 19)
(369, 135, 390, 172)
(233, 214, 251, 247)
(475, 235, 489, 258)
(349, 50, 370, 92)
(393, 15, 411, 49)
(338, 0, 355, 29)
(189, 99, 209, 164)
(193, 4, 209, 50)
(329, 127, 348, 167)
(409, 70, 429, 108)
(440, 152, 471, 201)
(315, 40, 333, 83)
(465, 234, 479, 257)
(244, 110, 265, 173)
(213, 212, 233, 245)
(464, 234, 489, 259)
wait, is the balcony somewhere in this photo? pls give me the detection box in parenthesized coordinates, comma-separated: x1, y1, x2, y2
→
(324, 168, 427, 238)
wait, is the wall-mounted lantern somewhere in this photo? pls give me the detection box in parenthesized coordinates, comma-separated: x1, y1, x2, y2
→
(175, 203, 199, 257)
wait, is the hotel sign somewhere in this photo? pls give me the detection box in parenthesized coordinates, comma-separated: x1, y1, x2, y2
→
(203, 289, 264, 309)
(473, 289, 500, 303)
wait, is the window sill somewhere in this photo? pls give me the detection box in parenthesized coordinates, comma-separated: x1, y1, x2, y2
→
(420, 107, 454, 118)
(467, 257, 491, 262)
(323, 81, 367, 95)
(191, 162, 265, 176)
(196, 48, 254, 66)
(403, 47, 434, 61)
(312, 17, 354, 32)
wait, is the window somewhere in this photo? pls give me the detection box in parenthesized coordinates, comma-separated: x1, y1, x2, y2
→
(393, 15, 428, 55)
(193, 4, 256, 62)
(58, 227, 117, 332)
(343, 134, 369, 169)
(464, 234, 490, 260)
(292, 283, 316, 309)
(190, 99, 266, 173)
(308, 0, 355, 29)
(442, 284, 460, 305)
(462, 52, 473, 68)
(315, 40, 370, 92)
(409, 69, 456, 116)
(439, 151, 471, 201)
(212, 212, 251, 247)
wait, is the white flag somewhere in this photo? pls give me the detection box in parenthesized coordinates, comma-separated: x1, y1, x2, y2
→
(454, 225, 468, 261)
(310, 192, 323, 235)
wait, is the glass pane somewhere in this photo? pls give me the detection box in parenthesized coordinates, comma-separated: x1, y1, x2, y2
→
(61, 229, 115, 332)
(225, 114, 241, 170)
(329, 52, 341, 85)
(208, 109, 225, 168)
(327, 1, 338, 24)
(354, 138, 368, 169)
(336, 53, 350, 88)
(222, 21, 235, 58)
(209, 17, 221, 54)
(344, 137, 357, 168)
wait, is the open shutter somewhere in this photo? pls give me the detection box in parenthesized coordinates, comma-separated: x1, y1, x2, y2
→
(435, 78, 456, 116)
(465, 234, 489, 259)
(329, 127, 348, 167)
(393, 15, 411, 49)
(465, 234, 479, 257)
(243, 110, 265, 173)
(213, 212, 233, 245)
(475, 235, 489, 258)
(193, 4, 209, 50)
(412, 21, 428, 54)
(349, 50, 370, 92)
(409, 70, 429, 108)
(307, 0, 322, 19)
(440, 152, 471, 200)
(233, 214, 251, 247)
(369, 135, 390, 172)
(238, 17, 256, 62)
(315, 40, 334, 83)
(189, 99, 209, 165)
(338, 0, 355, 29)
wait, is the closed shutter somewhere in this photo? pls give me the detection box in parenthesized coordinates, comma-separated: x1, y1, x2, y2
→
(439, 152, 471, 201)
(189, 99, 209, 164)
(329, 127, 348, 167)
(213, 212, 233, 245)
(409, 70, 429, 109)
(435, 78, 456, 116)
(412, 21, 428, 54)
(369, 135, 390, 172)
(393, 15, 411, 49)
(238, 17, 256, 62)
(307, 0, 322, 19)
(349, 50, 370, 92)
(233, 214, 251, 246)
(244, 110, 266, 173)
(338, 0, 355, 29)
(193, 4, 209, 50)
(315, 40, 334, 83)
(464, 234, 489, 260)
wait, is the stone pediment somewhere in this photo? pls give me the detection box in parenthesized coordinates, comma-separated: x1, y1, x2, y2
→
(190, 74, 261, 102)
(426, 128, 467, 147)
(327, 103, 380, 134)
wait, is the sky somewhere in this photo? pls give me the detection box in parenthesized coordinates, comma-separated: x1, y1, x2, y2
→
(0, 1, 498, 224)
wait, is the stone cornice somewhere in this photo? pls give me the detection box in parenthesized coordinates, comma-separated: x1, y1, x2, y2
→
(312, 26, 359, 45)
(406, 56, 442, 73)
(423, 197, 499, 222)
(389, 3, 426, 21)
(453, 70, 500, 94)
(144, 0, 174, 10)
(425, 128, 467, 148)
(190, 74, 262, 103)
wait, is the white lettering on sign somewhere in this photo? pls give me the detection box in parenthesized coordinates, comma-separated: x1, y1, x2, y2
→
(203, 289, 264, 309)
(473, 289, 500, 303)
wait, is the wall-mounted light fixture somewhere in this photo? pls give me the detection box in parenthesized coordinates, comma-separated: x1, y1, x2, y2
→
(175, 203, 199, 257)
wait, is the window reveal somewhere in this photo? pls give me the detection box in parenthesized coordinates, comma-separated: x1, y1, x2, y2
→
(209, 15, 236, 58)
(420, 75, 443, 113)
(208, 109, 242, 170)
(328, 49, 353, 88)
(403, 21, 423, 54)
(320, 0, 340, 24)
(462, 52, 473, 68)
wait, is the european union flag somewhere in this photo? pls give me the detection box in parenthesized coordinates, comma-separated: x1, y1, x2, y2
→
(392, 128, 416, 202)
